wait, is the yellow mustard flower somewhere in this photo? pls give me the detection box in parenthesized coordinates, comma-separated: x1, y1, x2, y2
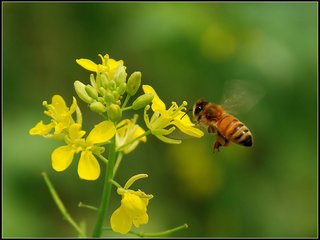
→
(29, 121, 55, 137)
(29, 95, 78, 139)
(115, 115, 147, 154)
(142, 85, 204, 144)
(76, 53, 126, 80)
(110, 174, 153, 234)
(51, 121, 116, 180)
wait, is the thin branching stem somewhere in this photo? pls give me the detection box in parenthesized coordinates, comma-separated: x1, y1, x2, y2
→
(41, 172, 85, 237)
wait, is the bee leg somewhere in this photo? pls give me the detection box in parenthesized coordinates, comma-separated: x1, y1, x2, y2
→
(208, 125, 216, 133)
(223, 138, 230, 147)
(213, 135, 224, 153)
(213, 141, 222, 153)
(213, 133, 229, 153)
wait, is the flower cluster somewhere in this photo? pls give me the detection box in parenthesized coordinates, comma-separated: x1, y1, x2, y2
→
(29, 95, 79, 139)
(75, 54, 148, 121)
(30, 53, 204, 236)
(30, 95, 116, 180)
(143, 85, 204, 144)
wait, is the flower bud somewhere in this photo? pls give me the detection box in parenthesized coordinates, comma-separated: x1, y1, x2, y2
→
(104, 90, 115, 102)
(90, 73, 97, 89)
(114, 70, 127, 85)
(112, 90, 120, 101)
(85, 85, 99, 99)
(108, 80, 116, 90)
(117, 82, 127, 96)
(126, 71, 141, 96)
(100, 74, 109, 89)
(98, 87, 106, 96)
(89, 101, 106, 114)
(97, 97, 105, 103)
(132, 93, 154, 110)
(74, 80, 94, 103)
(107, 104, 122, 122)
(95, 73, 102, 88)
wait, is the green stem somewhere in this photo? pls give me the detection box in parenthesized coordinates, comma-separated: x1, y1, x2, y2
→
(104, 223, 188, 237)
(92, 137, 116, 237)
(121, 106, 133, 111)
(78, 202, 98, 211)
(121, 94, 131, 109)
(41, 172, 85, 237)
(113, 152, 123, 177)
(109, 179, 122, 189)
(79, 221, 87, 238)
(129, 224, 188, 237)
(96, 153, 109, 164)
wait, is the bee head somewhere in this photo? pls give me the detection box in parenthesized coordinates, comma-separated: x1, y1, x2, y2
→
(193, 99, 208, 118)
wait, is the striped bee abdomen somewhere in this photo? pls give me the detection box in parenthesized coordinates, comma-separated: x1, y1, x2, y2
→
(217, 114, 253, 147)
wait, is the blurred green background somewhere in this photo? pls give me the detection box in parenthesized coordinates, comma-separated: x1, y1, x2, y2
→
(3, 2, 317, 238)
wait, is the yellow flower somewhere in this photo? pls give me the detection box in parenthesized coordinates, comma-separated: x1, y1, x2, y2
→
(29, 95, 78, 139)
(110, 174, 153, 234)
(51, 121, 116, 180)
(29, 121, 55, 136)
(115, 115, 147, 154)
(76, 53, 126, 80)
(142, 85, 204, 144)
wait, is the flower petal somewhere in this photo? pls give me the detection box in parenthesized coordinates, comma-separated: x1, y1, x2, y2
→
(142, 85, 166, 112)
(173, 116, 204, 138)
(133, 213, 149, 228)
(121, 192, 146, 216)
(51, 95, 68, 116)
(135, 126, 147, 142)
(107, 58, 124, 79)
(143, 105, 152, 130)
(68, 123, 86, 141)
(98, 53, 107, 65)
(86, 120, 116, 144)
(152, 126, 175, 136)
(155, 134, 182, 144)
(110, 206, 133, 234)
(69, 97, 78, 115)
(29, 121, 54, 136)
(76, 58, 98, 72)
(54, 121, 70, 135)
(78, 150, 100, 180)
(116, 119, 130, 137)
(51, 145, 75, 172)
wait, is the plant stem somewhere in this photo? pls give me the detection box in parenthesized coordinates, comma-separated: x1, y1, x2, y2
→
(121, 94, 131, 109)
(96, 153, 109, 164)
(78, 202, 98, 211)
(104, 223, 188, 237)
(113, 152, 123, 177)
(109, 179, 122, 189)
(92, 137, 116, 237)
(41, 172, 85, 237)
(121, 106, 133, 111)
(129, 223, 188, 237)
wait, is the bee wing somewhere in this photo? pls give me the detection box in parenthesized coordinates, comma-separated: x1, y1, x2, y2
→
(221, 79, 265, 115)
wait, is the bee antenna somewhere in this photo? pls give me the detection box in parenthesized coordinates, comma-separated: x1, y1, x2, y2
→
(180, 108, 192, 120)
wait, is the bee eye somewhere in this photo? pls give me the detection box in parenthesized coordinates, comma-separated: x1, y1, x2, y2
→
(194, 106, 202, 115)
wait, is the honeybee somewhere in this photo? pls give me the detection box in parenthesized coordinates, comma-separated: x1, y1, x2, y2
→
(192, 80, 264, 152)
